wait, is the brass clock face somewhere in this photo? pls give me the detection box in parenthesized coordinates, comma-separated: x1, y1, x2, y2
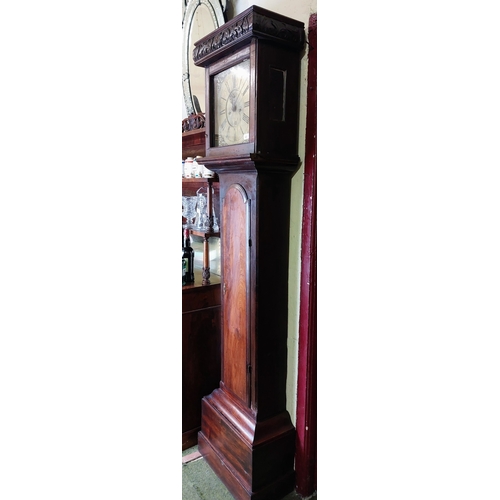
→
(213, 59, 251, 147)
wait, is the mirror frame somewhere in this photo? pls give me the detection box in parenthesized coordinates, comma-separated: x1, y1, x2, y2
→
(182, 0, 225, 117)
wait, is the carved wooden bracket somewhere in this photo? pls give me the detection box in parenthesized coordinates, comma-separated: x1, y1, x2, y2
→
(182, 112, 206, 133)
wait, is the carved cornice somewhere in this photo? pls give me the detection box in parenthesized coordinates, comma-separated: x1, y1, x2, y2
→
(193, 5, 304, 67)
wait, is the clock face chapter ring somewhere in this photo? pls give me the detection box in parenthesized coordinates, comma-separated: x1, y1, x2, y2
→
(213, 58, 251, 147)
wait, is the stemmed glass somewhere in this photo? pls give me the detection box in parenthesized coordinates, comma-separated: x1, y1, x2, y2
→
(209, 186, 219, 232)
(182, 196, 198, 228)
(195, 188, 208, 231)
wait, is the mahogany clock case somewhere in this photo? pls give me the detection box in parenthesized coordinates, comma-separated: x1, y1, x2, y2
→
(190, 6, 306, 499)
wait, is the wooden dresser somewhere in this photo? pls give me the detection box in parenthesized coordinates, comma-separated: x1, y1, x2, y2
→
(182, 269, 221, 449)
(181, 127, 221, 450)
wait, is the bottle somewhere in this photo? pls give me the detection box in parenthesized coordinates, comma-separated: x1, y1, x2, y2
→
(182, 228, 195, 284)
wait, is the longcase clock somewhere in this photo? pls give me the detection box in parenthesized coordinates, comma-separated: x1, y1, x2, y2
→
(193, 6, 305, 500)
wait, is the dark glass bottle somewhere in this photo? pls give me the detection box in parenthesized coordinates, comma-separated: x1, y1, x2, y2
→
(182, 228, 195, 285)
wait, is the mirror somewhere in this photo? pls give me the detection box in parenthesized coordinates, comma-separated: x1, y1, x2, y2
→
(182, 0, 225, 118)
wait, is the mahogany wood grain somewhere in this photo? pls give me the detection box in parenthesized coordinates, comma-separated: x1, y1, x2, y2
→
(222, 184, 250, 404)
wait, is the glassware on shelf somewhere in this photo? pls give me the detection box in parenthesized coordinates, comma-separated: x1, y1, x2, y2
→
(193, 186, 219, 233)
(182, 195, 197, 228)
(212, 210, 219, 232)
(209, 185, 219, 232)
(195, 188, 208, 231)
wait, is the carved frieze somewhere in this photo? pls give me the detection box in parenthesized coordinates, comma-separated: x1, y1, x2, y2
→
(193, 5, 305, 67)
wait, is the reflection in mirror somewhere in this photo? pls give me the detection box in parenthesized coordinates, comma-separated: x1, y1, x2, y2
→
(182, 0, 225, 119)
(188, 4, 212, 114)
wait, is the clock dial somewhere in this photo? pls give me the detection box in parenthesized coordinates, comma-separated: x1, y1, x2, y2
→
(213, 59, 250, 147)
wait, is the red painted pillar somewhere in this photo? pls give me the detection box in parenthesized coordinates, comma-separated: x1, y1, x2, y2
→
(294, 12, 317, 498)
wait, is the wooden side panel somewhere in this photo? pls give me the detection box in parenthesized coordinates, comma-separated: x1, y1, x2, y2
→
(222, 184, 250, 405)
(182, 128, 206, 158)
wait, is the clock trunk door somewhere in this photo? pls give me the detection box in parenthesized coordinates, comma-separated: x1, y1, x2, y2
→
(221, 183, 251, 406)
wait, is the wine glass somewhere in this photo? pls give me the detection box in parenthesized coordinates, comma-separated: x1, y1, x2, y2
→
(195, 188, 208, 230)
(182, 196, 197, 228)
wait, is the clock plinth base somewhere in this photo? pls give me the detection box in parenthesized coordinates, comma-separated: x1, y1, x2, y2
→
(198, 388, 296, 500)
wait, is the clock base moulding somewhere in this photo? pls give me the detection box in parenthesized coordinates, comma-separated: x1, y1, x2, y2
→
(198, 386, 296, 500)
